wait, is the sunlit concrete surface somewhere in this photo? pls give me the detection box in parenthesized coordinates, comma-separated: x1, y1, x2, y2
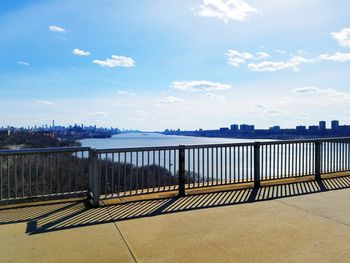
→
(1, 175, 350, 263)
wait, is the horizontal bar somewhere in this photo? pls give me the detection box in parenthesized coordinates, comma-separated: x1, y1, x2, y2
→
(96, 145, 181, 153)
(0, 147, 91, 156)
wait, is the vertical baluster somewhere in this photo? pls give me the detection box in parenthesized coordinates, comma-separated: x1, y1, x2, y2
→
(55, 153, 58, 194)
(168, 150, 171, 190)
(233, 146, 237, 183)
(21, 155, 24, 198)
(0, 156, 2, 200)
(215, 147, 218, 185)
(249, 146, 253, 181)
(198, 148, 200, 187)
(111, 153, 115, 197)
(7, 156, 10, 199)
(118, 152, 121, 196)
(207, 148, 210, 185)
(246, 146, 249, 182)
(237, 146, 241, 182)
(211, 147, 214, 185)
(140, 151, 143, 193)
(135, 151, 138, 194)
(14, 155, 17, 198)
(124, 152, 127, 195)
(153, 151, 156, 192)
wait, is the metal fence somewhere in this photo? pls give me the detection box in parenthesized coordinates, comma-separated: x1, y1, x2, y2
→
(1, 137, 350, 206)
(0, 147, 90, 204)
(93, 146, 180, 200)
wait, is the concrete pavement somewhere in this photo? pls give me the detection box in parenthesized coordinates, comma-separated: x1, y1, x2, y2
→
(1, 177, 350, 262)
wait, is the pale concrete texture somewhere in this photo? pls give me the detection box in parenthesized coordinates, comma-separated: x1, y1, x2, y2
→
(1, 177, 350, 263)
(0, 202, 135, 263)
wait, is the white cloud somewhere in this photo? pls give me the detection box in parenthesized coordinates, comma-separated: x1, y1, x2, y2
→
(318, 52, 350, 62)
(248, 61, 295, 72)
(292, 87, 320, 94)
(275, 49, 287, 54)
(87, 111, 108, 117)
(72, 48, 91, 56)
(159, 96, 185, 104)
(117, 90, 136, 96)
(331, 28, 350, 48)
(18, 61, 29, 66)
(293, 86, 350, 100)
(225, 50, 270, 66)
(251, 103, 267, 109)
(248, 55, 313, 72)
(48, 25, 66, 33)
(113, 102, 134, 107)
(297, 112, 309, 119)
(36, 100, 57, 106)
(256, 52, 270, 59)
(195, 0, 259, 23)
(204, 93, 226, 100)
(93, 55, 135, 68)
(266, 109, 288, 115)
(172, 80, 233, 92)
(249, 102, 288, 116)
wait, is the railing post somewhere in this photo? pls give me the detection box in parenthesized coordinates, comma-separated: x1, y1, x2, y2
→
(178, 145, 186, 197)
(254, 142, 261, 188)
(89, 149, 100, 207)
(315, 140, 321, 180)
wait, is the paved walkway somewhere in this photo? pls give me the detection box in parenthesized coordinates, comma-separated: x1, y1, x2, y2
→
(1, 176, 350, 262)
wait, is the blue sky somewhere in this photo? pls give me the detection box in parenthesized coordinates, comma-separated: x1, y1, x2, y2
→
(1, 0, 350, 130)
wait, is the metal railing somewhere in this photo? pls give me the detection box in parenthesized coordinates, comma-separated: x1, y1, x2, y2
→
(1, 137, 350, 206)
(0, 147, 90, 204)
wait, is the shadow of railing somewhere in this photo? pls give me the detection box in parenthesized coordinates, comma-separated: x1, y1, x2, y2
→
(1, 175, 350, 235)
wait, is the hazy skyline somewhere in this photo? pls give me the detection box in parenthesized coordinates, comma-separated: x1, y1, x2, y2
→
(1, 0, 350, 130)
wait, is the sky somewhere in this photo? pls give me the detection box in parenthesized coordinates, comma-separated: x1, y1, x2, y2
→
(1, 0, 350, 131)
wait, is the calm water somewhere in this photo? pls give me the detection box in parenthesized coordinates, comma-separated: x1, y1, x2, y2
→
(79, 133, 255, 149)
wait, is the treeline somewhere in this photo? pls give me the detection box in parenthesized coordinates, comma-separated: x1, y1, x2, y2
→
(0, 132, 80, 150)
(0, 153, 198, 201)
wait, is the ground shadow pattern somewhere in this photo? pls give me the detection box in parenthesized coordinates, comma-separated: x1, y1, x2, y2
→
(0, 175, 349, 235)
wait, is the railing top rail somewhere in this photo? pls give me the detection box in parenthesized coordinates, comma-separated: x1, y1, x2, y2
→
(0, 146, 91, 156)
(95, 145, 181, 153)
(259, 137, 350, 145)
(183, 142, 255, 149)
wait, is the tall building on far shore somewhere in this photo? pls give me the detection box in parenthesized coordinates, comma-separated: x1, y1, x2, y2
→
(331, 120, 339, 131)
(319, 121, 326, 131)
(230, 124, 239, 132)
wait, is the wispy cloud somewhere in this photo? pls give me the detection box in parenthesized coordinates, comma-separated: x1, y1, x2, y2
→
(18, 61, 29, 66)
(113, 102, 134, 107)
(93, 55, 135, 68)
(250, 103, 287, 115)
(87, 111, 108, 117)
(204, 93, 226, 100)
(248, 56, 314, 72)
(172, 80, 232, 92)
(36, 100, 57, 106)
(225, 50, 270, 66)
(48, 25, 66, 33)
(331, 28, 350, 48)
(195, 0, 260, 23)
(117, 90, 136, 96)
(159, 96, 185, 104)
(318, 52, 350, 62)
(72, 48, 91, 56)
(275, 49, 287, 54)
(293, 87, 350, 100)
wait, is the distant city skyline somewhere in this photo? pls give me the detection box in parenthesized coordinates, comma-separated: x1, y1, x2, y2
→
(1, 0, 350, 130)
